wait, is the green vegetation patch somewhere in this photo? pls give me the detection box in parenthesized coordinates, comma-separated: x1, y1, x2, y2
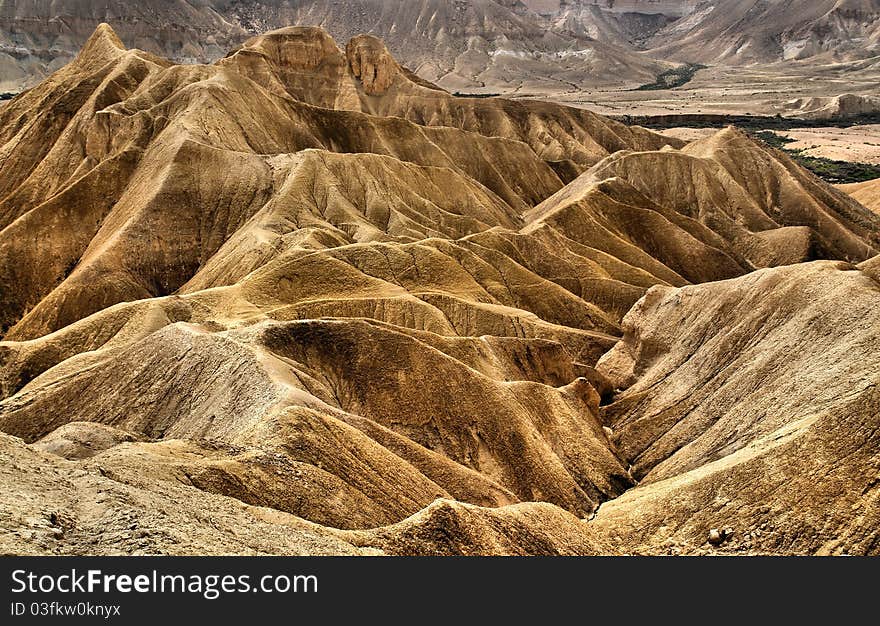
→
(615, 113, 880, 131)
(753, 131, 795, 149)
(754, 130, 880, 184)
(452, 92, 502, 98)
(633, 64, 707, 91)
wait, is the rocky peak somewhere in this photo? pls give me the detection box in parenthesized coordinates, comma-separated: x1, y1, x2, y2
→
(231, 26, 347, 71)
(75, 23, 127, 68)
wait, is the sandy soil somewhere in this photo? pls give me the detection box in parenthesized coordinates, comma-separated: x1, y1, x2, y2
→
(658, 127, 717, 142)
(660, 125, 880, 166)
(778, 125, 880, 165)
(522, 62, 880, 118)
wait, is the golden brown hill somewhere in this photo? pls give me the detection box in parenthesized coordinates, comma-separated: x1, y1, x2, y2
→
(0, 315, 631, 525)
(575, 128, 880, 269)
(2, 430, 608, 556)
(593, 261, 880, 555)
(4, 25, 874, 347)
(1, 24, 879, 556)
(220, 27, 678, 174)
(840, 178, 880, 215)
(0, 25, 674, 343)
(525, 128, 880, 285)
(4, 260, 878, 555)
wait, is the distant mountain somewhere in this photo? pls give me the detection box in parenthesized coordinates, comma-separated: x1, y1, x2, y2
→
(0, 0, 670, 92)
(646, 0, 880, 64)
(222, 0, 672, 92)
(0, 1, 244, 90)
(523, 0, 699, 16)
(527, 0, 695, 48)
(1, 1, 879, 94)
(525, 0, 880, 61)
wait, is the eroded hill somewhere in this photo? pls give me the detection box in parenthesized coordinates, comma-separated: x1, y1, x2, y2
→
(1, 24, 878, 556)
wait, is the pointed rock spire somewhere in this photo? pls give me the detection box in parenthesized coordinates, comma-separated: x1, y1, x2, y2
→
(75, 23, 126, 67)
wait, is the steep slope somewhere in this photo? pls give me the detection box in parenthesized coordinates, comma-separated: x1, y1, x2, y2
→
(525, 127, 880, 285)
(0, 24, 686, 342)
(1, 24, 879, 556)
(221, 28, 676, 170)
(648, 0, 880, 64)
(0, 24, 652, 533)
(593, 261, 880, 555)
(579, 127, 880, 267)
(7, 319, 631, 519)
(527, 1, 693, 48)
(0, 431, 612, 556)
(0, 0, 671, 93)
(841, 178, 880, 214)
(4, 261, 879, 555)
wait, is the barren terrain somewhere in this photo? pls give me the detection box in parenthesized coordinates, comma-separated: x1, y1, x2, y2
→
(0, 23, 878, 556)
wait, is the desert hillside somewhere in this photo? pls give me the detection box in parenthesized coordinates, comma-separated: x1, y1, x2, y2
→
(0, 24, 878, 556)
(646, 0, 880, 64)
(0, 0, 672, 93)
(4, 0, 879, 93)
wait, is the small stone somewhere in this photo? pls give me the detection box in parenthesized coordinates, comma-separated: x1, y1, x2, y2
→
(708, 528, 724, 546)
(722, 526, 735, 539)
